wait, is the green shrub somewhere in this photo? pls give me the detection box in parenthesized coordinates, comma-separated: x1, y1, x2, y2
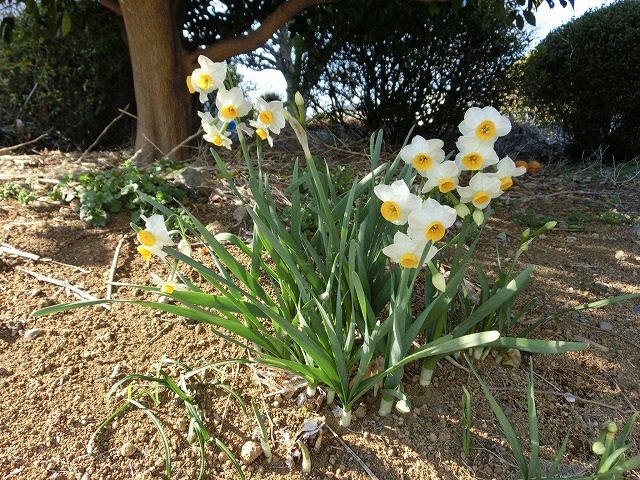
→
(520, 0, 640, 159)
(49, 159, 188, 227)
(0, 0, 134, 150)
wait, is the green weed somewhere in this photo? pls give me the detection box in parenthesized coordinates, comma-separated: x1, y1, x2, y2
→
(49, 158, 187, 226)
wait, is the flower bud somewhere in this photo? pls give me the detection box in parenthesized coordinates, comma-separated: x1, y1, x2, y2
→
(543, 220, 557, 231)
(455, 203, 471, 218)
(472, 209, 485, 226)
(592, 441, 606, 455)
(178, 239, 192, 257)
(282, 108, 291, 121)
(431, 272, 446, 292)
(295, 91, 304, 107)
(519, 239, 532, 252)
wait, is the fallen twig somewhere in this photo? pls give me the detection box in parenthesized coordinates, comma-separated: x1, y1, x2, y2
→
(144, 323, 172, 345)
(487, 386, 638, 414)
(106, 238, 125, 300)
(572, 335, 609, 352)
(16, 267, 110, 310)
(0, 243, 40, 261)
(0, 133, 48, 155)
(324, 423, 380, 480)
(575, 320, 640, 350)
(43, 259, 89, 273)
(165, 128, 204, 160)
(1, 242, 89, 272)
(77, 105, 130, 162)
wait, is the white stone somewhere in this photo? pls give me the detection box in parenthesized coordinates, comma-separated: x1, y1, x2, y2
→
(240, 440, 262, 465)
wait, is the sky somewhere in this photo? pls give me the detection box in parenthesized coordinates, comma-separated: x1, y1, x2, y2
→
(240, 0, 613, 100)
(529, 0, 613, 43)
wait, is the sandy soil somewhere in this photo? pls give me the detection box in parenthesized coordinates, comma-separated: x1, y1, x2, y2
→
(0, 150, 639, 480)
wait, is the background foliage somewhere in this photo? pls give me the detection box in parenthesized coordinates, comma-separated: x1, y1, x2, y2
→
(520, 0, 640, 159)
(0, 0, 133, 150)
(306, 0, 528, 144)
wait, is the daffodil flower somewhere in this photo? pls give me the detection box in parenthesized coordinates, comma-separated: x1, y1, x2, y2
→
(189, 56, 226, 103)
(150, 273, 188, 295)
(215, 87, 252, 122)
(455, 136, 499, 171)
(490, 156, 526, 190)
(382, 232, 437, 269)
(137, 214, 173, 261)
(421, 160, 460, 194)
(253, 126, 274, 147)
(251, 98, 286, 134)
(399, 136, 445, 175)
(202, 121, 232, 149)
(197, 111, 216, 126)
(456, 172, 503, 209)
(373, 180, 422, 225)
(458, 106, 511, 142)
(407, 198, 457, 242)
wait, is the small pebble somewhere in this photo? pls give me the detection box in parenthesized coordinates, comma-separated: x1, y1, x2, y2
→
(24, 328, 45, 341)
(240, 441, 262, 465)
(119, 442, 137, 457)
(0, 366, 9, 376)
(614, 250, 625, 260)
(428, 433, 438, 442)
(598, 321, 613, 332)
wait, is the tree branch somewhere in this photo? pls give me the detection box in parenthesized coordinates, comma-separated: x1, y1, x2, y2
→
(188, 0, 333, 65)
(98, 0, 122, 15)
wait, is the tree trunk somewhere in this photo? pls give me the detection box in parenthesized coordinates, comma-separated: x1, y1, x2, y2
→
(119, 0, 193, 161)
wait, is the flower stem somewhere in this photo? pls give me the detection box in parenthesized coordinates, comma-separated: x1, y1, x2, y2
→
(306, 382, 317, 398)
(340, 408, 352, 427)
(420, 356, 438, 386)
(298, 440, 311, 474)
(419, 366, 435, 387)
(260, 438, 272, 463)
(378, 391, 394, 417)
(326, 389, 335, 405)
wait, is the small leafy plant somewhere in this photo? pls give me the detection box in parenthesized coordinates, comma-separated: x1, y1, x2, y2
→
(470, 356, 571, 480)
(598, 209, 634, 226)
(0, 181, 36, 205)
(591, 414, 640, 479)
(461, 385, 472, 456)
(90, 357, 246, 480)
(470, 357, 640, 480)
(49, 158, 187, 226)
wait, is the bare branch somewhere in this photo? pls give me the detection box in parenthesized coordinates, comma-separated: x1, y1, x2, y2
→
(0, 133, 47, 155)
(99, 0, 122, 15)
(188, 0, 333, 64)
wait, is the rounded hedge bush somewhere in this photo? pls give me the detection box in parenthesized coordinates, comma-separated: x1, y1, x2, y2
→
(521, 0, 640, 159)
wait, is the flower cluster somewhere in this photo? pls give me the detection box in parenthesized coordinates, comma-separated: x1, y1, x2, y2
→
(187, 55, 287, 149)
(376, 106, 526, 273)
(134, 55, 294, 293)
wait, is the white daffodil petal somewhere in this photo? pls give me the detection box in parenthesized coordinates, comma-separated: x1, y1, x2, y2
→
(374, 180, 422, 225)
